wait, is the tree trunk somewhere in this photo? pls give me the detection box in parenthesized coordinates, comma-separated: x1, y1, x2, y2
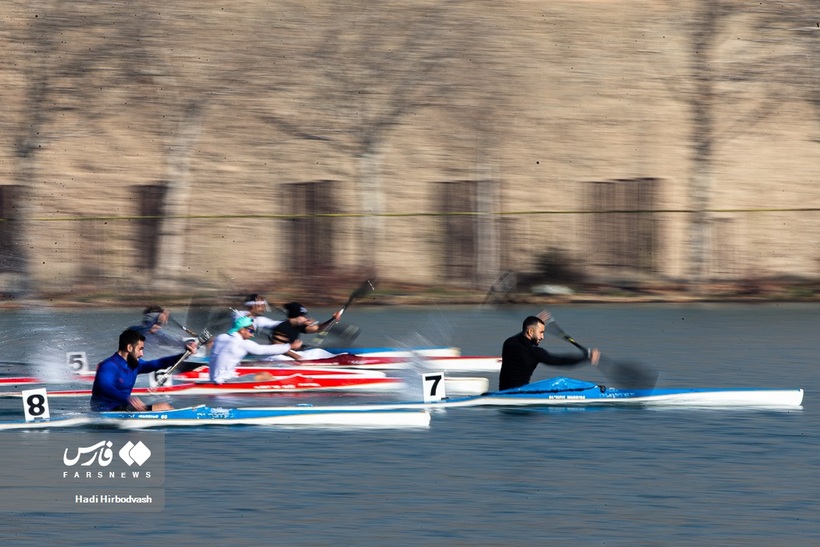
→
(356, 147, 383, 273)
(152, 102, 205, 289)
(687, 4, 718, 290)
(13, 156, 38, 294)
(475, 179, 500, 288)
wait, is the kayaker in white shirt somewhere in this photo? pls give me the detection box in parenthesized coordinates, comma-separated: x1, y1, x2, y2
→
(209, 316, 301, 384)
(231, 294, 283, 334)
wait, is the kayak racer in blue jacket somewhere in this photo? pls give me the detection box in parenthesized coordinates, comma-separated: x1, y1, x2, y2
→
(90, 328, 197, 412)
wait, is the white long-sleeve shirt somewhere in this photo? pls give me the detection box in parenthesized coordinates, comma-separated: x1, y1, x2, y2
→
(209, 332, 292, 384)
(231, 310, 283, 332)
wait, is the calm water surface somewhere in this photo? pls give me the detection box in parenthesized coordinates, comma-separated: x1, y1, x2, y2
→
(0, 303, 818, 545)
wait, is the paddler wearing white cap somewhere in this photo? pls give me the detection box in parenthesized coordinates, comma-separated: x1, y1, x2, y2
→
(231, 294, 284, 335)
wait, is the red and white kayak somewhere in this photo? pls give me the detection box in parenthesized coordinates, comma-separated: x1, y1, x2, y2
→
(254, 353, 409, 369)
(173, 366, 388, 382)
(0, 355, 501, 388)
(0, 369, 489, 398)
(5, 373, 406, 398)
(174, 366, 489, 396)
(0, 366, 388, 386)
(249, 354, 502, 372)
(0, 377, 41, 385)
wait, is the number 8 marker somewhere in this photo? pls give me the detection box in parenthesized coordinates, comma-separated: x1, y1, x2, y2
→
(21, 388, 50, 422)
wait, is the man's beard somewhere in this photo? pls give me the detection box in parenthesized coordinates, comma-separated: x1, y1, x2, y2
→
(126, 351, 140, 368)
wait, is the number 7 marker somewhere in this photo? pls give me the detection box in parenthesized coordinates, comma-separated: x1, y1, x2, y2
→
(422, 372, 447, 403)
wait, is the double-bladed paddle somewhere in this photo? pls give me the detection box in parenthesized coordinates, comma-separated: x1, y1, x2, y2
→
(268, 279, 374, 348)
(309, 279, 375, 347)
(540, 311, 658, 389)
(153, 329, 214, 387)
(340, 279, 377, 315)
(167, 315, 199, 337)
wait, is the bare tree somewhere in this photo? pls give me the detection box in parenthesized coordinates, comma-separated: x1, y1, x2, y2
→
(684, 1, 731, 288)
(9, 2, 154, 292)
(656, 1, 817, 289)
(755, 3, 820, 140)
(6, 2, 216, 291)
(256, 1, 503, 273)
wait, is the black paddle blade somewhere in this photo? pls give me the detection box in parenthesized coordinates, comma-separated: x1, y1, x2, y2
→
(597, 357, 658, 390)
(344, 279, 376, 309)
(542, 317, 566, 338)
(541, 315, 658, 390)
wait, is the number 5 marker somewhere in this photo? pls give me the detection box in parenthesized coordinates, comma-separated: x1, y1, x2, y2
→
(66, 351, 90, 374)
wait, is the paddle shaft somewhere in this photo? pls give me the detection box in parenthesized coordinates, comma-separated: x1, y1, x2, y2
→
(553, 327, 588, 353)
(541, 316, 591, 356)
(153, 329, 212, 386)
(340, 279, 376, 315)
(272, 279, 374, 322)
(168, 316, 199, 336)
(310, 279, 375, 345)
(541, 312, 658, 389)
(153, 350, 193, 386)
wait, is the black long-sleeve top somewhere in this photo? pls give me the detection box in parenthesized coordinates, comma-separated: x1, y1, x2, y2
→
(498, 332, 589, 391)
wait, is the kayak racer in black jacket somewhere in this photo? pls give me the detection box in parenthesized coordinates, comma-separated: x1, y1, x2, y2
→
(499, 314, 600, 391)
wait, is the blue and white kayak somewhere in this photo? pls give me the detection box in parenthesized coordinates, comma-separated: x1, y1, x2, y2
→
(0, 404, 431, 430)
(413, 377, 804, 409)
(1, 376, 800, 431)
(101, 405, 431, 429)
(110, 377, 802, 419)
(323, 346, 461, 358)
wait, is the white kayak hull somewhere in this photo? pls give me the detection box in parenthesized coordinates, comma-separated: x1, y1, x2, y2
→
(0, 404, 431, 430)
(325, 346, 461, 358)
(0, 377, 801, 432)
(413, 378, 805, 409)
(443, 376, 490, 396)
(0, 416, 94, 430)
(435, 388, 805, 409)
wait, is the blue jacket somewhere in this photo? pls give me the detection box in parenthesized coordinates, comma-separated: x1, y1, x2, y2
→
(90, 352, 184, 411)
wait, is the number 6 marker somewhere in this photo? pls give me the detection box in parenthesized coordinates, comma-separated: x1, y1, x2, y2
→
(21, 388, 50, 422)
